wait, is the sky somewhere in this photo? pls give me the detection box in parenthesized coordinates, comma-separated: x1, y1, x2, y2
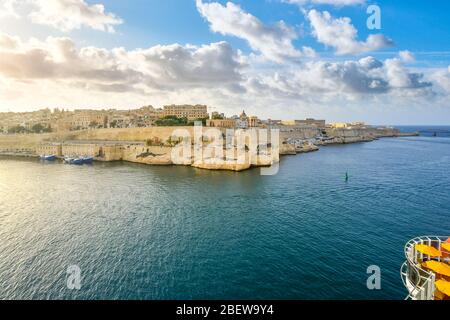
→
(0, 0, 449, 124)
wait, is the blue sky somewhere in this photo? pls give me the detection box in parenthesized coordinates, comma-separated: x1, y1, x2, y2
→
(0, 0, 449, 124)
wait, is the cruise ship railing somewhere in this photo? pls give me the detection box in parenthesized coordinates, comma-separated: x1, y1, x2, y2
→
(400, 236, 448, 300)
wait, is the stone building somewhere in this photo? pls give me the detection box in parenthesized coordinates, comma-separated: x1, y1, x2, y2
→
(206, 119, 237, 128)
(234, 111, 260, 129)
(71, 110, 108, 129)
(296, 119, 326, 129)
(249, 116, 261, 128)
(36, 143, 62, 156)
(54, 110, 108, 131)
(62, 143, 101, 157)
(282, 119, 326, 128)
(163, 105, 209, 121)
(329, 122, 366, 129)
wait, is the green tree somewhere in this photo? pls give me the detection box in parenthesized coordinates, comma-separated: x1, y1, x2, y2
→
(155, 116, 188, 127)
(31, 123, 45, 133)
(212, 113, 224, 120)
(8, 125, 27, 134)
(146, 137, 163, 146)
(110, 120, 118, 128)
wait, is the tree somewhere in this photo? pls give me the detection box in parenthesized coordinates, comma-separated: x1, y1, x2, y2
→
(8, 125, 27, 134)
(110, 120, 118, 128)
(31, 123, 45, 133)
(155, 116, 188, 127)
(146, 137, 163, 146)
(212, 113, 224, 120)
(166, 136, 183, 147)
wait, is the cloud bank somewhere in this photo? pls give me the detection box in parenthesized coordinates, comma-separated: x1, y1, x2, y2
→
(0, 31, 443, 115)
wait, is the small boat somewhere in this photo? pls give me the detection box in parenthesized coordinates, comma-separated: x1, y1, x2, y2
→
(64, 157, 83, 165)
(40, 155, 57, 161)
(82, 156, 94, 164)
(72, 158, 84, 165)
(63, 156, 73, 164)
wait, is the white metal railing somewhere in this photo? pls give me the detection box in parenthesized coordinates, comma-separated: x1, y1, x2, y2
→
(401, 236, 448, 300)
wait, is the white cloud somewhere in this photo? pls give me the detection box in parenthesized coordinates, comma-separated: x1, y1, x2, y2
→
(0, 0, 123, 32)
(0, 0, 19, 18)
(384, 58, 430, 89)
(398, 50, 415, 63)
(429, 66, 450, 93)
(0, 33, 20, 50)
(307, 10, 393, 55)
(196, 0, 314, 63)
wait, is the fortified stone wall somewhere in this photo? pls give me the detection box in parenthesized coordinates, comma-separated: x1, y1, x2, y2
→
(279, 127, 321, 142)
(98, 145, 124, 161)
(36, 144, 62, 156)
(121, 145, 173, 165)
(62, 144, 101, 157)
(71, 127, 197, 142)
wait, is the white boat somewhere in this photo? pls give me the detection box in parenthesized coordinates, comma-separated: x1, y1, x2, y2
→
(63, 156, 73, 163)
(40, 155, 57, 161)
(64, 156, 83, 165)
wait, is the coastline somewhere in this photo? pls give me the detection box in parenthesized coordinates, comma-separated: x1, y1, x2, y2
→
(0, 126, 418, 171)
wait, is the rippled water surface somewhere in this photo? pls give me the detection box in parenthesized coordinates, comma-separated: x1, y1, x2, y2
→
(1, 135, 450, 299)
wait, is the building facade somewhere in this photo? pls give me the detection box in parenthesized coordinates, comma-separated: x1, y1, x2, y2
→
(55, 110, 108, 131)
(296, 119, 326, 128)
(36, 143, 63, 156)
(329, 122, 366, 129)
(282, 119, 326, 128)
(163, 105, 209, 121)
(206, 119, 237, 128)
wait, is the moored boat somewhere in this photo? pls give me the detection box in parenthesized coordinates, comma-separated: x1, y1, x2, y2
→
(64, 157, 84, 165)
(40, 155, 57, 161)
(82, 156, 94, 164)
(63, 156, 73, 164)
(71, 158, 84, 165)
